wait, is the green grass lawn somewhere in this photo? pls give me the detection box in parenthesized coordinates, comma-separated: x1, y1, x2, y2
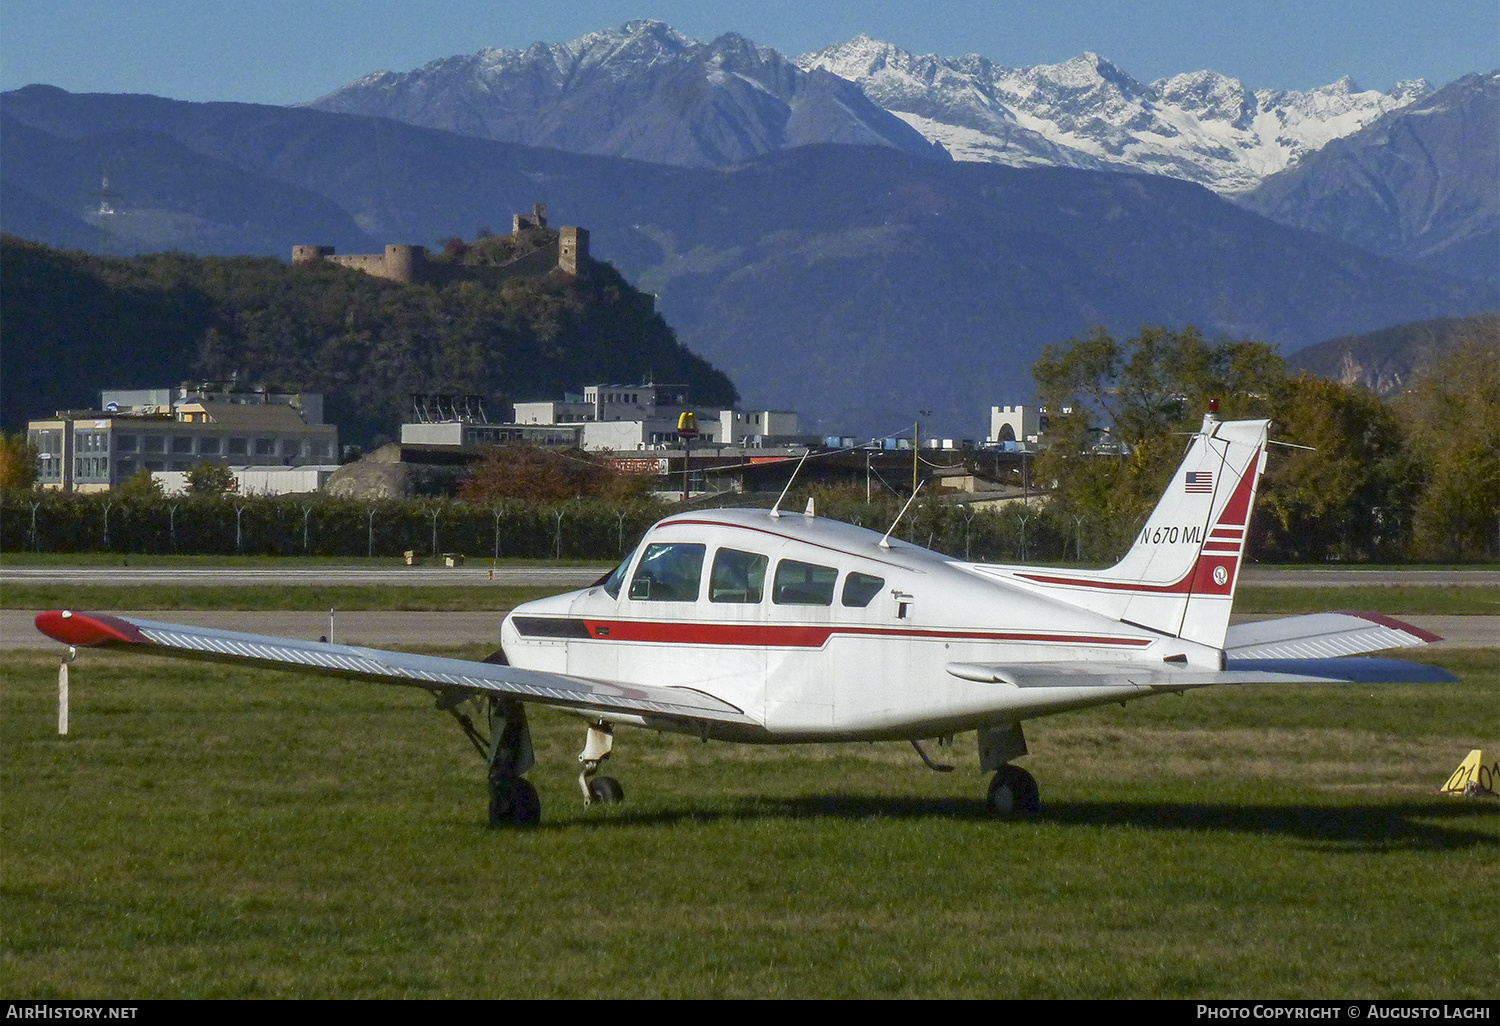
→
(1, 646, 1494, 998)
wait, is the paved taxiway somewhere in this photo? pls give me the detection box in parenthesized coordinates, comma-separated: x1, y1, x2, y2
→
(2, 565, 1495, 588)
(2, 564, 1493, 650)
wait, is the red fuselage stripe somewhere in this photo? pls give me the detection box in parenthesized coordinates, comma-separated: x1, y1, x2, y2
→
(567, 619, 1153, 649)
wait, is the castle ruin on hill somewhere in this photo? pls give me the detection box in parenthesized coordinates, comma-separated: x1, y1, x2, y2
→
(293, 205, 589, 285)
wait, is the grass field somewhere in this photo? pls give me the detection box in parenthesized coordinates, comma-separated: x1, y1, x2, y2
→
(1, 644, 1494, 998)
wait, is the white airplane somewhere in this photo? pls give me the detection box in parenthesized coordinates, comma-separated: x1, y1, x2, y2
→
(36, 412, 1452, 825)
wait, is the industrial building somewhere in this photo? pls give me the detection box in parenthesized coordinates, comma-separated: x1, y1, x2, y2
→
(404, 384, 803, 452)
(27, 384, 339, 494)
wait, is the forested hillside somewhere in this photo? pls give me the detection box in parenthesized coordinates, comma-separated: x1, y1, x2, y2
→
(1287, 314, 1499, 395)
(0, 235, 737, 445)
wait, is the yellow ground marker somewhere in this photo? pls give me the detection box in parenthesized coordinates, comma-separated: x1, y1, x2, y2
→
(1440, 749, 1498, 796)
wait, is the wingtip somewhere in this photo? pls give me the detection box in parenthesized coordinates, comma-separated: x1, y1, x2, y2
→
(35, 610, 145, 647)
(1339, 610, 1444, 644)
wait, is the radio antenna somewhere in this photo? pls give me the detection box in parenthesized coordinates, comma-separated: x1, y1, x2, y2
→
(879, 482, 924, 548)
(769, 448, 812, 518)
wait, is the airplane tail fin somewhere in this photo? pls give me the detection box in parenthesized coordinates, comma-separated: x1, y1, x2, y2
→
(978, 414, 1270, 650)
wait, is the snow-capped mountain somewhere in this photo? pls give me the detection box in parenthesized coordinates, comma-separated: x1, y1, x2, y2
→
(799, 35, 1430, 193)
(307, 21, 947, 168)
(309, 22, 1438, 195)
(1239, 72, 1500, 286)
(309, 22, 1440, 194)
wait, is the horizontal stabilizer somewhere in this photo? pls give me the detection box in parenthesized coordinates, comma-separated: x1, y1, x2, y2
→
(1225, 611, 1441, 659)
(34, 611, 758, 727)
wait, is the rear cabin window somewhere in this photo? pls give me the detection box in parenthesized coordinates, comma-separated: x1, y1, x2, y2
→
(709, 548, 768, 603)
(841, 572, 886, 608)
(772, 559, 838, 606)
(628, 542, 705, 602)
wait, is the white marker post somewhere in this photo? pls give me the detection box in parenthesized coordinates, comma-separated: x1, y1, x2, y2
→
(58, 646, 75, 735)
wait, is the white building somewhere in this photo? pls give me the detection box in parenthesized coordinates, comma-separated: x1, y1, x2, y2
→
(414, 383, 800, 453)
(28, 384, 338, 493)
(989, 405, 1040, 447)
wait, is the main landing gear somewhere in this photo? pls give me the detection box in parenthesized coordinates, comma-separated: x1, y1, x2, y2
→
(486, 699, 541, 827)
(438, 689, 541, 827)
(978, 721, 1040, 818)
(986, 765, 1040, 817)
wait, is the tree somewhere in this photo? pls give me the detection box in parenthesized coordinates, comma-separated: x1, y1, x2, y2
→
(1396, 335, 1500, 560)
(1031, 326, 1284, 523)
(458, 445, 650, 504)
(0, 432, 38, 490)
(1254, 375, 1418, 561)
(184, 461, 237, 496)
(115, 468, 165, 499)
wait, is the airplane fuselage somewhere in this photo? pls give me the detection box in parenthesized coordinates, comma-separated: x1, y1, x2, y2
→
(501, 508, 1193, 742)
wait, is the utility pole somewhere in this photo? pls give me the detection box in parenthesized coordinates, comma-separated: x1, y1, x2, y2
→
(913, 410, 932, 494)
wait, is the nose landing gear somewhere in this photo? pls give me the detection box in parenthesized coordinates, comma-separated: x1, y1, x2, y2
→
(579, 721, 625, 805)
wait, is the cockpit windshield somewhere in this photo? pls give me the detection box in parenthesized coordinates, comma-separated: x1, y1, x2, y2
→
(599, 551, 634, 599)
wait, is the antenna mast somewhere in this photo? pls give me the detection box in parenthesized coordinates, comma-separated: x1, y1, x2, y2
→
(96, 170, 117, 255)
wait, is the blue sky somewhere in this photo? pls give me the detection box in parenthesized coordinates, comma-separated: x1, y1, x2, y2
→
(3, 1, 1495, 104)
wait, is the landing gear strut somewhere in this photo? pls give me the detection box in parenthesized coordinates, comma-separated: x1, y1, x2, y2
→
(578, 722, 625, 805)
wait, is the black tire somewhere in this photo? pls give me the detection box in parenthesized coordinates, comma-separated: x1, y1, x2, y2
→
(987, 765, 1040, 817)
(488, 776, 542, 827)
(588, 775, 625, 804)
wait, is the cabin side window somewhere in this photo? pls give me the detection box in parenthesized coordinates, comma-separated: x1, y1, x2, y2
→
(772, 559, 837, 606)
(841, 572, 886, 608)
(709, 548, 768, 603)
(628, 542, 706, 602)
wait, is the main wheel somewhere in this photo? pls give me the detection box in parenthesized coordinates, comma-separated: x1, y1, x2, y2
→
(987, 765, 1040, 817)
(488, 777, 542, 827)
(587, 775, 625, 804)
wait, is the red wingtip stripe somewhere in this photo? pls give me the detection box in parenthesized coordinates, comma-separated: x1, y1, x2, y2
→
(34, 611, 147, 648)
(1339, 610, 1444, 644)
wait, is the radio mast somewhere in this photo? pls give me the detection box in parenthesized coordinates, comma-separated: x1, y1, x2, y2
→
(97, 170, 116, 254)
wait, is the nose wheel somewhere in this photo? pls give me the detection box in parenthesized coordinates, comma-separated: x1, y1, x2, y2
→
(587, 775, 625, 804)
(987, 765, 1039, 817)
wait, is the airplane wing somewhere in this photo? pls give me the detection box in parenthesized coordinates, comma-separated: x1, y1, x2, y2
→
(33, 611, 758, 728)
(946, 653, 1456, 689)
(1223, 611, 1442, 659)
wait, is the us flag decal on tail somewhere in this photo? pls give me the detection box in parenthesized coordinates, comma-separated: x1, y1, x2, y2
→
(1184, 471, 1213, 493)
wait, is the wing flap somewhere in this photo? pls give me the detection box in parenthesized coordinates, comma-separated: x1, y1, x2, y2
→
(1224, 611, 1441, 659)
(947, 655, 1456, 689)
(35, 611, 757, 726)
